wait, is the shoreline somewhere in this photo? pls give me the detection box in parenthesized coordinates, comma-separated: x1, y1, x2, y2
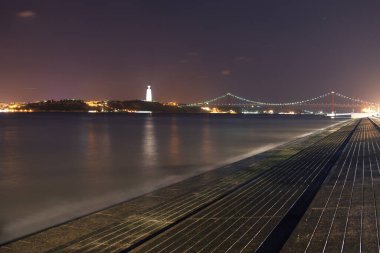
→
(0, 120, 348, 252)
(0, 115, 341, 245)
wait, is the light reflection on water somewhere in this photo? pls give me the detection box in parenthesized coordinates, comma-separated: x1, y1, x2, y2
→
(1, 127, 22, 187)
(201, 117, 214, 161)
(81, 119, 111, 186)
(168, 117, 180, 166)
(142, 116, 158, 169)
(0, 113, 342, 243)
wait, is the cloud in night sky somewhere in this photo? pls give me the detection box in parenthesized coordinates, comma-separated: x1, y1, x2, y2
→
(235, 56, 252, 63)
(16, 10, 36, 19)
(221, 70, 232, 76)
(187, 52, 199, 57)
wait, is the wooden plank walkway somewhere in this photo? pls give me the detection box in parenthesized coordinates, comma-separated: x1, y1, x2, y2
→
(282, 118, 380, 252)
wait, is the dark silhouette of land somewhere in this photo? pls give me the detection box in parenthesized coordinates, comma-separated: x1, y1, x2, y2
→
(23, 100, 202, 113)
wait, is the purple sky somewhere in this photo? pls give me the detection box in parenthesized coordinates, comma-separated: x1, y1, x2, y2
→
(1, 0, 380, 103)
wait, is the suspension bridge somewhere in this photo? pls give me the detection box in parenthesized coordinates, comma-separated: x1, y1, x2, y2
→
(187, 91, 380, 116)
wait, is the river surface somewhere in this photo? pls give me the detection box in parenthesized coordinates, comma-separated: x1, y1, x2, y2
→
(0, 113, 343, 243)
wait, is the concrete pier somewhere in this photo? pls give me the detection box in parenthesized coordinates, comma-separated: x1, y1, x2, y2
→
(2, 118, 380, 252)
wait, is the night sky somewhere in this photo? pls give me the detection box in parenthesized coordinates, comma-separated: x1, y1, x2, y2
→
(1, 0, 380, 103)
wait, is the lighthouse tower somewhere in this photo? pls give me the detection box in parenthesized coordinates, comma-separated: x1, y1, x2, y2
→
(146, 85, 152, 102)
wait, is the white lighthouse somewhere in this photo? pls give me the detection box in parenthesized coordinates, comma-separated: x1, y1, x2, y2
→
(146, 85, 152, 102)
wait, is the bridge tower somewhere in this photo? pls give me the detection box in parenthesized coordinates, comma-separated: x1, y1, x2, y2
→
(331, 91, 335, 114)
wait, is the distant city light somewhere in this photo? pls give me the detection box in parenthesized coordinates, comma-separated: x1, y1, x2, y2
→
(362, 107, 376, 113)
(164, 102, 178, 106)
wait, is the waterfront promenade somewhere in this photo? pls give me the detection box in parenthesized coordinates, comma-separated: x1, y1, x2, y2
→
(283, 118, 380, 252)
(1, 118, 380, 252)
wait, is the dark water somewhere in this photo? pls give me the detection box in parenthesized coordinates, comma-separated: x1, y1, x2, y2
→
(0, 113, 342, 243)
